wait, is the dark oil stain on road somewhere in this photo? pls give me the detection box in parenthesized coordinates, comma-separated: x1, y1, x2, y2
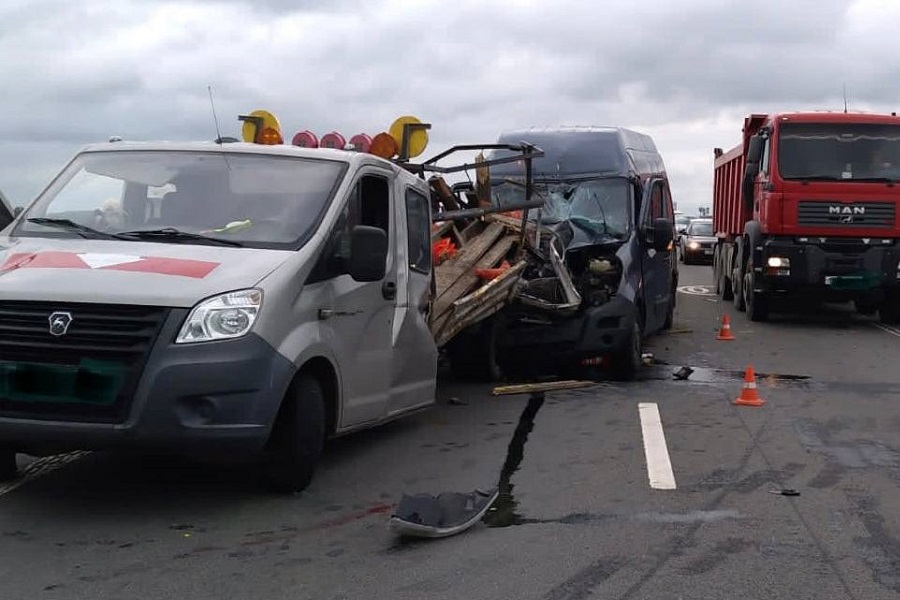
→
(482, 392, 545, 528)
(640, 365, 814, 389)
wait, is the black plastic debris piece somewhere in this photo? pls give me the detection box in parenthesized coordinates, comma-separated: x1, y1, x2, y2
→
(673, 366, 694, 381)
(388, 488, 499, 538)
(768, 488, 801, 497)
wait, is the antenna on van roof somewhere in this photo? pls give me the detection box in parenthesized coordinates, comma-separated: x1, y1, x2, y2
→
(842, 84, 849, 114)
(208, 84, 226, 144)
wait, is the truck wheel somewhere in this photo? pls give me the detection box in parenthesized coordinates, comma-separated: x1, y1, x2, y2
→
(879, 291, 900, 324)
(743, 265, 769, 322)
(732, 246, 746, 311)
(261, 374, 326, 494)
(0, 449, 18, 482)
(609, 320, 642, 381)
(447, 318, 503, 382)
(718, 250, 734, 301)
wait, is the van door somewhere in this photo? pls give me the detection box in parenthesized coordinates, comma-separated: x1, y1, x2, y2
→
(639, 178, 674, 332)
(387, 186, 438, 416)
(323, 171, 397, 427)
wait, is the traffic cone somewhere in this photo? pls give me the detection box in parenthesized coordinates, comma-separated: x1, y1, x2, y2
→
(716, 314, 736, 341)
(734, 365, 765, 407)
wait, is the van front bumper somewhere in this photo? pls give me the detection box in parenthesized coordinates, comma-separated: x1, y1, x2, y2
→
(0, 310, 295, 456)
(497, 296, 638, 374)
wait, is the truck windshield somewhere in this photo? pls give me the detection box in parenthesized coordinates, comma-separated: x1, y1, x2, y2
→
(778, 122, 900, 182)
(491, 177, 631, 239)
(15, 150, 347, 249)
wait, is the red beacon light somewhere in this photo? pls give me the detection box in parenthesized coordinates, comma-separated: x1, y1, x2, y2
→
(291, 130, 319, 148)
(320, 131, 347, 149)
(349, 133, 372, 152)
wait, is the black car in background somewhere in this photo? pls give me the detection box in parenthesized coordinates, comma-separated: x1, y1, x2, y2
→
(678, 218, 715, 264)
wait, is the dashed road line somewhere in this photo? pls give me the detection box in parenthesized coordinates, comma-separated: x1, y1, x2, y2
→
(0, 451, 90, 498)
(638, 403, 677, 490)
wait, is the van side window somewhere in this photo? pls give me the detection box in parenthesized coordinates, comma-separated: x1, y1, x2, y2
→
(662, 185, 674, 220)
(405, 188, 431, 274)
(309, 174, 390, 282)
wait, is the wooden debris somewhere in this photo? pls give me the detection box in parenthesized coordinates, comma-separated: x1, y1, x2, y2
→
(429, 176, 460, 212)
(491, 380, 598, 396)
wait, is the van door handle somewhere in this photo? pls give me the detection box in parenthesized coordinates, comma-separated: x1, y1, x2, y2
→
(382, 281, 397, 300)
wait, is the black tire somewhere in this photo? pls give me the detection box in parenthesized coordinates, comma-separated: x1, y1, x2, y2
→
(732, 244, 746, 311)
(261, 375, 326, 494)
(879, 291, 900, 324)
(609, 319, 642, 381)
(713, 246, 722, 295)
(447, 318, 503, 382)
(720, 259, 734, 301)
(0, 449, 18, 482)
(743, 259, 769, 322)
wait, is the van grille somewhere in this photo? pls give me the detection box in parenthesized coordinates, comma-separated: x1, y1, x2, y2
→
(0, 302, 169, 422)
(797, 201, 895, 228)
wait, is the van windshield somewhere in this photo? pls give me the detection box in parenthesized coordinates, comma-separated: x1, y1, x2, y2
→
(491, 177, 631, 240)
(15, 150, 347, 250)
(778, 122, 900, 182)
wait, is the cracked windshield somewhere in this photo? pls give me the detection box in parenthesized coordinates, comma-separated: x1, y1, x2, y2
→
(2, 2, 900, 600)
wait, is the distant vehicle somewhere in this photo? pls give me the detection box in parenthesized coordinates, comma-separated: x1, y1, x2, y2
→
(675, 213, 695, 233)
(678, 218, 715, 264)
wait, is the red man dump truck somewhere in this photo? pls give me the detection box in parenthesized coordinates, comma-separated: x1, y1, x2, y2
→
(713, 111, 900, 322)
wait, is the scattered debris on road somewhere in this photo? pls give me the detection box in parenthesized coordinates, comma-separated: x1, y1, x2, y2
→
(672, 366, 694, 381)
(388, 488, 499, 538)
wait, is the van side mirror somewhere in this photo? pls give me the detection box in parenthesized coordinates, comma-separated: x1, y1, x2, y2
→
(646, 218, 674, 251)
(349, 225, 388, 282)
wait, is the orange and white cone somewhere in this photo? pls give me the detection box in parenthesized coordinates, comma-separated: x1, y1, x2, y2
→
(734, 365, 765, 407)
(716, 314, 736, 341)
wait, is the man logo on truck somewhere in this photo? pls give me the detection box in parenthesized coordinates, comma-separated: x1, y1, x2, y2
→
(48, 311, 73, 337)
(829, 205, 866, 215)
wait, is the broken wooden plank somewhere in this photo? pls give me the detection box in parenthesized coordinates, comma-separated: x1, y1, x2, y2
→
(433, 261, 526, 346)
(432, 230, 516, 322)
(431, 220, 454, 241)
(491, 380, 597, 396)
(475, 152, 490, 207)
(433, 222, 506, 304)
(458, 219, 484, 243)
(428, 176, 460, 212)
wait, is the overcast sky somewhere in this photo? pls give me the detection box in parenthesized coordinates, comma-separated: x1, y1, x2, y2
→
(2, 0, 900, 213)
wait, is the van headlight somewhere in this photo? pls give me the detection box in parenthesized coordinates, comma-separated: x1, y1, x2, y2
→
(176, 289, 263, 343)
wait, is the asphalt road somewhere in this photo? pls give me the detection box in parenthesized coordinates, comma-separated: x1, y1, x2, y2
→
(3, 262, 900, 600)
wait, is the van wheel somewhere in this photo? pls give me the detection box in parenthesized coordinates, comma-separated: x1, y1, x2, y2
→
(610, 320, 642, 381)
(0, 449, 18, 482)
(448, 318, 503, 382)
(261, 374, 325, 494)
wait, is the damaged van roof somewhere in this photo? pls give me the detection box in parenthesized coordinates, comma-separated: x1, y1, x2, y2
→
(488, 126, 666, 180)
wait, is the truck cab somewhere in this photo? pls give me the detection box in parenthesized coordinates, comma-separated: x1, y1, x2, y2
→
(0, 115, 439, 492)
(483, 127, 677, 380)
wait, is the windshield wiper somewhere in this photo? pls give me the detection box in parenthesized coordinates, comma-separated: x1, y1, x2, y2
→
(116, 228, 244, 247)
(790, 175, 843, 182)
(26, 217, 132, 240)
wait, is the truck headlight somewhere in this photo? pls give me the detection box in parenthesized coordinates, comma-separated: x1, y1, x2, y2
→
(767, 257, 790, 268)
(176, 289, 263, 343)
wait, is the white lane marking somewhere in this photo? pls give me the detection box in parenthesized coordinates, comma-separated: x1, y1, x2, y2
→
(871, 322, 900, 338)
(0, 451, 90, 498)
(677, 285, 714, 296)
(638, 403, 677, 490)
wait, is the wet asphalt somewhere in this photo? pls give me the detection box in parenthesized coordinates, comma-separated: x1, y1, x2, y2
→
(2, 263, 900, 599)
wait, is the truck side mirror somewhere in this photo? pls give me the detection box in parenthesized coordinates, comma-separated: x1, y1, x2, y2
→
(746, 135, 764, 164)
(646, 217, 674, 251)
(349, 225, 388, 282)
(742, 162, 757, 210)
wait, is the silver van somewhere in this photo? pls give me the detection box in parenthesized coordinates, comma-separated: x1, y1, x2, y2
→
(0, 137, 438, 492)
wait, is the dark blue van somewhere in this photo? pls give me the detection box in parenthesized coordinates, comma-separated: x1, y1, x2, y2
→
(466, 127, 678, 380)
